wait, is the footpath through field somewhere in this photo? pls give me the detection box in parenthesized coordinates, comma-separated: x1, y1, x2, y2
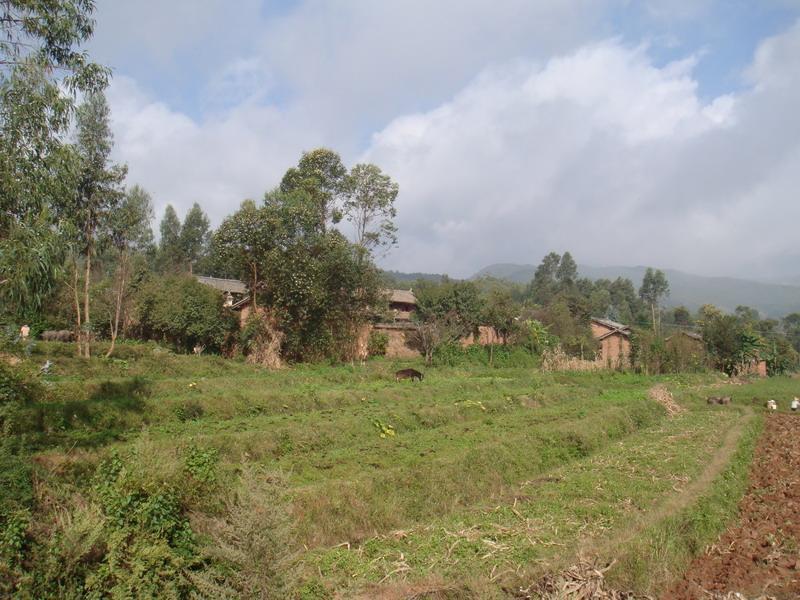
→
(666, 413, 800, 599)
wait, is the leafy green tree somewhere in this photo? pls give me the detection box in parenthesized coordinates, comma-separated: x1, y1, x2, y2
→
(482, 289, 519, 344)
(342, 163, 399, 257)
(134, 275, 237, 352)
(527, 252, 561, 304)
(734, 305, 760, 325)
(212, 151, 387, 361)
(415, 279, 483, 340)
(763, 337, 798, 376)
(70, 91, 127, 357)
(556, 251, 577, 288)
(639, 268, 669, 334)
(102, 185, 153, 356)
(0, 0, 107, 313)
(702, 313, 763, 376)
(783, 313, 800, 352)
(157, 205, 183, 271)
(211, 200, 276, 309)
(179, 202, 211, 274)
(279, 148, 347, 230)
(671, 306, 691, 327)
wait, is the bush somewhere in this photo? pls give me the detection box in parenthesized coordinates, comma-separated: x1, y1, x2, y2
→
(134, 275, 239, 353)
(175, 400, 204, 422)
(432, 343, 539, 368)
(367, 331, 389, 357)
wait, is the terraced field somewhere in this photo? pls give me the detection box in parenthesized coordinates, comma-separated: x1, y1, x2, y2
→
(6, 342, 793, 598)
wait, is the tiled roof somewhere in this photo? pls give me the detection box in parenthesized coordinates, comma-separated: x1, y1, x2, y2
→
(195, 276, 247, 294)
(591, 317, 631, 331)
(388, 289, 417, 305)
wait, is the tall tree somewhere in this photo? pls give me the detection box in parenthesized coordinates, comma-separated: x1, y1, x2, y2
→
(0, 0, 107, 313)
(212, 200, 276, 309)
(71, 91, 127, 357)
(639, 268, 669, 334)
(103, 185, 153, 357)
(157, 204, 183, 270)
(279, 148, 347, 230)
(783, 313, 800, 353)
(528, 252, 561, 304)
(342, 163, 399, 257)
(556, 252, 578, 287)
(179, 202, 210, 274)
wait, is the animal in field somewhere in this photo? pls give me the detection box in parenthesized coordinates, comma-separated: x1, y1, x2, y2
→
(395, 368, 423, 382)
(707, 396, 732, 405)
(41, 330, 74, 342)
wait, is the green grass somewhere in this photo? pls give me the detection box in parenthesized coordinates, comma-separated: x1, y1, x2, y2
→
(5, 342, 787, 597)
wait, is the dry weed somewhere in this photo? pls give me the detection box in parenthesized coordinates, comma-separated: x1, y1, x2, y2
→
(648, 384, 685, 417)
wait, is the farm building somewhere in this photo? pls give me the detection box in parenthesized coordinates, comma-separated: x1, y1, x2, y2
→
(387, 289, 417, 321)
(665, 330, 707, 371)
(590, 317, 631, 367)
(195, 276, 251, 323)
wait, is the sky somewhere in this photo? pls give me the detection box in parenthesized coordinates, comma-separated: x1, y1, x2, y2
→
(88, 0, 800, 280)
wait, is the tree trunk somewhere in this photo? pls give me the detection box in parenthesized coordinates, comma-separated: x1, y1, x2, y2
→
(83, 242, 92, 358)
(72, 257, 82, 357)
(251, 263, 258, 310)
(106, 252, 128, 358)
(651, 302, 657, 334)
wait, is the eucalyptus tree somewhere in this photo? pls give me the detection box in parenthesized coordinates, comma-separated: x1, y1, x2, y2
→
(103, 185, 154, 357)
(157, 205, 183, 271)
(0, 0, 108, 315)
(342, 163, 399, 258)
(179, 203, 211, 274)
(70, 91, 127, 357)
(212, 200, 276, 310)
(639, 268, 670, 334)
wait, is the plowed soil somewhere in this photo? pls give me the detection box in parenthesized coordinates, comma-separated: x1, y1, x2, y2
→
(666, 414, 800, 599)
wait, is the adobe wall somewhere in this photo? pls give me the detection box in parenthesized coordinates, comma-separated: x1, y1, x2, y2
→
(591, 322, 610, 339)
(598, 333, 630, 368)
(372, 324, 421, 358)
(460, 326, 502, 347)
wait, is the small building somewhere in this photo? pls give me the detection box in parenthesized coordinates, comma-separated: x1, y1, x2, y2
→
(665, 330, 707, 371)
(195, 276, 251, 323)
(387, 289, 417, 322)
(590, 317, 631, 367)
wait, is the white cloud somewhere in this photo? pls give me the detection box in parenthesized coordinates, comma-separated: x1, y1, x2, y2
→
(106, 76, 317, 226)
(364, 26, 800, 278)
(95, 1, 800, 280)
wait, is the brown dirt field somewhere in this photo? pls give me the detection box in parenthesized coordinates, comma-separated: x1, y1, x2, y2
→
(665, 414, 800, 600)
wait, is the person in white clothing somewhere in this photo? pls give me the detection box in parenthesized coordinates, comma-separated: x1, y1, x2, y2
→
(767, 399, 777, 411)
(791, 397, 799, 412)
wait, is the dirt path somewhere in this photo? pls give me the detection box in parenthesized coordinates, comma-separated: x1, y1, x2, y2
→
(582, 409, 752, 563)
(665, 414, 800, 599)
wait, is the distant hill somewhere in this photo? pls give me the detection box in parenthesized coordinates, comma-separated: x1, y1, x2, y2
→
(473, 263, 800, 318)
(381, 270, 444, 285)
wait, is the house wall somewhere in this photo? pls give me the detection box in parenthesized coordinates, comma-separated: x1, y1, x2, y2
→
(460, 326, 503, 347)
(591, 322, 611, 339)
(741, 359, 768, 377)
(239, 304, 251, 327)
(372, 324, 421, 358)
(598, 333, 630, 367)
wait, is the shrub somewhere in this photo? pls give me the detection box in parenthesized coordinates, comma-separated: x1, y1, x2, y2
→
(189, 466, 296, 598)
(175, 400, 204, 422)
(184, 445, 219, 484)
(134, 275, 239, 353)
(367, 331, 389, 357)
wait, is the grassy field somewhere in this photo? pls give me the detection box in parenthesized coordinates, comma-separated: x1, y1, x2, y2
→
(3, 341, 793, 598)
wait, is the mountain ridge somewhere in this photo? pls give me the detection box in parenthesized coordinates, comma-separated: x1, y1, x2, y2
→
(472, 263, 800, 317)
